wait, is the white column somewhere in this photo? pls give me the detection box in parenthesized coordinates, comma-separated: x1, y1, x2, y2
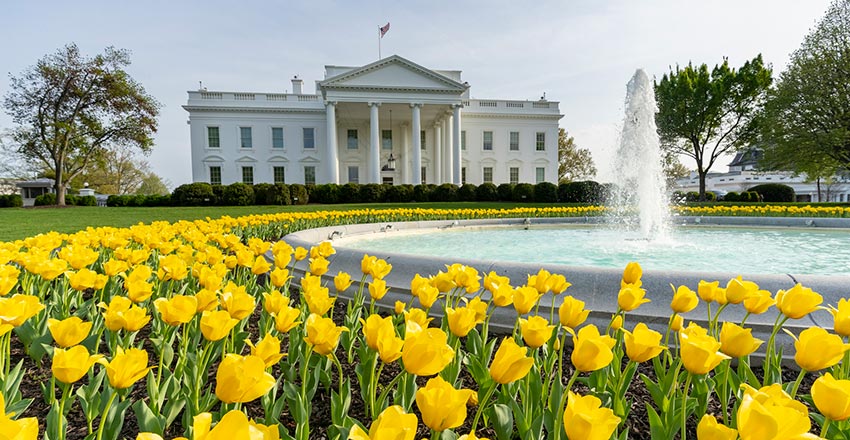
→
(443, 115, 453, 183)
(411, 103, 422, 184)
(401, 123, 410, 184)
(452, 104, 462, 185)
(433, 122, 442, 183)
(325, 101, 339, 184)
(369, 102, 381, 184)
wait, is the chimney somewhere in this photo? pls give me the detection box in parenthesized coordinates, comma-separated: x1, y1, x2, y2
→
(291, 75, 303, 95)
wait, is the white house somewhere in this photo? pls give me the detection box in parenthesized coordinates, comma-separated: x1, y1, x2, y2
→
(184, 55, 562, 186)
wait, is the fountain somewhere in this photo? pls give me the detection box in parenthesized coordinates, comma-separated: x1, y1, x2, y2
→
(609, 69, 670, 239)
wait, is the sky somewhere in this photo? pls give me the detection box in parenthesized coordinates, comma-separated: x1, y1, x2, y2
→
(0, 0, 833, 186)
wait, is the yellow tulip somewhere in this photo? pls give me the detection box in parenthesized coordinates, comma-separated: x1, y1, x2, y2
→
(403, 308, 433, 330)
(67, 268, 98, 291)
(519, 316, 555, 349)
(562, 391, 620, 440)
(394, 300, 405, 315)
(269, 267, 290, 288)
(334, 271, 353, 292)
(0, 294, 45, 327)
(618, 284, 650, 312)
(558, 295, 589, 329)
(483, 272, 510, 294)
(309, 257, 329, 276)
(200, 310, 240, 342)
(304, 313, 347, 356)
(670, 284, 698, 314)
(52, 345, 103, 384)
(119, 304, 151, 332)
(136, 434, 165, 440)
(104, 346, 154, 389)
(451, 264, 480, 293)
(220, 282, 256, 320)
(528, 268, 551, 294)
(361, 314, 393, 351)
(830, 298, 850, 337)
(736, 384, 817, 440)
(273, 306, 302, 334)
(696, 414, 737, 440)
(245, 334, 284, 368)
(671, 314, 684, 332)
(491, 284, 514, 308)
(195, 288, 219, 312)
(742, 289, 775, 315)
(58, 245, 99, 270)
(698, 280, 719, 303)
(725, 276, 759, 304)
(262, 290, 289, 315)
(415, 376, 475, 432)
(215, 354, 276, 403)
(402, 327, 454, 376)
(622, 261, 642, 285)
(303, 286, 335, 316)
(192, 409, 279, 439)
(812, 372, 850, 422)
(251, 256, 272, 275)
(294, 246, 308, 261)
(547, 273, 571, 295)
(368, 279, 389, 301)
(792, 327, 850, 371)
(431, 271, 456, 293)
(623, 323, 665, 363)
(157, 254, 188, 281)
(610, 314, 623, 331)
(154, 295, 197, 326)
(571, 325, 616, 372)
(719, 322, 763, 358)
(489, 337, 534, 384)
(775, 283, 822, 319)
(679, 323, 730, 375)
(125, 278, 154, 303)
(446, 306, 479, 338)
(47, 317, 92, 348)
(0, 392, 38, 440)
(512, 286, 542, 315)
(376, 326, 404, 364)
(348, 405, 417, 440)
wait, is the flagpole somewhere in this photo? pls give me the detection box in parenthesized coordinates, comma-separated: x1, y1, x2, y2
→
(378, 26, 381, 60)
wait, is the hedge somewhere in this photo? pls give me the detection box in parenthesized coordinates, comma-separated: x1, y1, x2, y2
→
(0, 194, 23, 208)
(748, 183, 794, 203)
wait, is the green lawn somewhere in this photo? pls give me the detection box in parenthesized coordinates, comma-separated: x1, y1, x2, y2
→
(0, 202, 561, 242)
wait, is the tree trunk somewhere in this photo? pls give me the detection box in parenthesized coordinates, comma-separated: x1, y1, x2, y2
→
(55, 164, 65, 206)
(817, 178, 822, 202)
(698, 170, 708, 202)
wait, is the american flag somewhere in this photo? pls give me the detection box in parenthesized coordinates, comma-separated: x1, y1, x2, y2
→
(380, 22, 390, 38)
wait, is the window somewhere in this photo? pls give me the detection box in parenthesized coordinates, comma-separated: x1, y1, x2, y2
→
(273, 166, 285, 184)
(461, 131, 467, 150)
(510, 167, 519, 184)
(304, 166, 316, 185)
(483, 167, 493, 183)
(536, 132, 545, 151)
(240, 127, 252, 148)
(347, 129, 358, 149)
(348, 166, 359, 184)
(242, 166, 254, 185)
(510, 131, 519, 151)
(421, 167, 427, 184)
(382, 176, 394, 185)
(461, 167, 467, 184)
(483, 131, 493, 150)
(207, 127, 220, 148)
(382, 130, 393, 150)
(303, 128, 315, 149)
(420, 131, 426, 150)
(535, 167, 545, 183)
(209, 166, 221, 185)
(272, 128, 284, 149)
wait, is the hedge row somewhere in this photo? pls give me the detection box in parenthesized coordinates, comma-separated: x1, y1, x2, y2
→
(0, 194, 23, 208)
(674, 183, 795, 203)
(33, 193, 97, 206)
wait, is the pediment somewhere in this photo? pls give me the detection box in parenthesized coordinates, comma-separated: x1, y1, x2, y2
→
(203, 155, 225, 162)
(268, 155, 289, 163)
(320, 55, 468, 93)
(235, 156, 258, 163)
(300, 155, 321, 164)
(506, 159, 523, 165)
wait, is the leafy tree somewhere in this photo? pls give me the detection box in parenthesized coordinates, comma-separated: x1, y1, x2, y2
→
(136, 172, 170, 195)
(758, 0, 850, 178)
(558, 128, 597, 182)
(3, 44, 160, 205)
(663, 151, 691, 187)
(655, 56, 772, 200)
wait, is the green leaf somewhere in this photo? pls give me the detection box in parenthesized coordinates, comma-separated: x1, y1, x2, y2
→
(645, 404, 672, 440)
(491, 403, 514, 440)
(132, 400, 164, 435)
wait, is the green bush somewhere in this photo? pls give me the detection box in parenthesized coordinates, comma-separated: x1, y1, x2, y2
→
(413, 184, 433, 202)
(743, 191, 761, 202)
(0, 194, 23, 208)
(339, 183, 361, 204)
(385, 185, 414, 203)
(748, 183, 794, 202)
(106, 195, 130, 207)
(253, 183, 276, 205)
(211, 185, 225, 206)
(724, 191, 739, 202)
(534, 182, 558, 203)
(34, 193, 57, 206)
(127, 195, 147, 207)
(65, 195, 79, 206)
(289, 184, 309, 205)
(497, 183, 515, 201)
(512, 183, 535, 202)
(77, 195, 97, 206)
(143, 194, 171, 207)
(172, 183, 215, 206)
(457, 184, 477, 202)
(558, 181, 605, 204)
(359, 184, 385, 203)
(432, 183, 458, 202)
(269, 184, 292, 205)
(222, 183, 254, 206)
(313, 184, 341, 204)
(475, 183, 498, 201)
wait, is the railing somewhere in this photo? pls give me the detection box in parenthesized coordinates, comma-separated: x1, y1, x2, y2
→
(462, 99, 559, 113)
(234, 93, 255, 101)
(297, 95, 318, 102)
(267, 94, 288, 101)
(200, 92, 222, 100)
(478, 101, 498, 107)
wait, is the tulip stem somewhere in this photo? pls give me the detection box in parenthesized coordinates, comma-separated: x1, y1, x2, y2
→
(369, 356, 382, 419)
(377, 370, 406, 412)
(681, 373, 692, 440)
(95, 390, 118, 440)
(554, 369, 581, 440)
(763, 315, 789, 386)
(469, 381, 497, 432)
(788, 368, 807, 399)
(430, 430, 441, 440)
(821, 419, 831, 437)
(57, 382, 71, 440)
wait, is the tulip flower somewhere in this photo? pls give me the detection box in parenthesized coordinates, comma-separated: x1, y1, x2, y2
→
(0, 294, 45, 327)
(309, 257, 329, 276)
(376, 327, 404, 364)
(246, 334, 285, 368)
(698, 280, 719, 303)
(368, 279, 389, 301)
(671, 314, 684, 332)
(812, 373, 850, 422)
(153, 295, 197, 326)
(104, 346, 154, 389)
(528, 268, 551, 294)
(558, 296, 589, 329)
(696, 414, 737, 440)
(200, 310, 240, 342)
(791, 327, 850, 372)
(725, 276, 759, 304)
(416, 376, 475, 432)
(273, 306, 302, 333)
(736, 384, 817, 440)
(431, 271, 456, 293)
(571, 325, 616, 372)
(775, 283, 823, 319)
(119, 304, 151, 332)
(622, 261, 642, 286)
(447, 306, 479, 338)
(47, 317, 92, 348)
(742, 289, 775, 315)
(830, 298, 850, 337)
(303, 285, 335, 316)
(215, 354, 276, 403)
(269, 267, 290, 288)
(483, 272, 510, 293)
(194, 288, 219, 312)
(52, 345, 103, 384)
(262, 290, 289, 315)
(670, 284, 698, 314)
(452, 264, 481, 293)
(67, 268, 99, 291)
(251, 255, 272, 275)
(402, 327, 454, 376)
(0, 392, 38, 440)
(489, 337, 534, 384)
(58, 245, 99, 270)
(719, 322, 763, 358)
(312, 241, 336, 258)
(679, 323, 729, 375)
(125, 278, 153, 303)
(512, 286, 542, 315)
(563, 391, 620, 440)
(403, 308, 433, 330)
(348, 405, 417, 440)
(192, 410, 280, 439)
(334, 271, 352, 292)
(618, 284, 650, 312)
(547, 273, 571, 295)
(623, 323, 665, 363)
(294, 247, 308, 261)
(361, 314, 393, 351)
(610, 314, 623, 331)
(491, 284, 514, 308)
(304, 313, 347, 356)
(393, 300, 403, 314)
(220, 282, 256, 320)
(519, 316, 555, 349)
(157, 254, 189, 281)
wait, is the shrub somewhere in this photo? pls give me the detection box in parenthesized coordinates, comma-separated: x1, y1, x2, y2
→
(475, 183, 499, 201)
(497, 183, 515, 201)
(127, 194, 147, 207)
(0, 194, 23, 208)
(723, 191, 739, 202)
(143, 194, 171, 207)
(211, 185, 225, 206)
(748, 183, 794, 202)
(34, 193, 57, 206)
(253, 183, 276, 205)
(359, 184, 385, 203)
(704, 191, 717, 202)
(339, 183, 361, 204)
(385, 185, 414, 203)
(305, 184, 319, 203)
(106, 195, 130, 207)
(315, 184, 341, 204)
(77, 195, 97, 206)
(413, 184, 433, 202)
(221, 183, 254, 206)
(743, 191, 761, 202)
(289, 184, 309, 205)
(457, 184, 477, 202)
(512, 183, 535, 202)
(432, 183, 458, 202)
(534, 182, 558, 203)
(558, 181, 605, 204)
(172, 183, 215, 206)
(269, 184, 292, 205)
(64, 194, 79, 206)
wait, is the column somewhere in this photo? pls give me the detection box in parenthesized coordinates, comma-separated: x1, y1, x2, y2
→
(411, 103, 422, 184)
(401, 123, 410, 184)
(433, 122, 442, 183)
(452, 104, 462, 185)
(325, 101, 339, 184)
(443, 115, 453, 183)
(369, 102, 381, 184)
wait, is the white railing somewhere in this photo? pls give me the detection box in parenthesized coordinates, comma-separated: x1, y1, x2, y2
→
(200, 92, 222, 100)
(234, 93, 255, 101)
(267, 94, 288, 101)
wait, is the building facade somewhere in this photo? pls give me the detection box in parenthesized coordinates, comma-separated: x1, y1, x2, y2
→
(184, 56, 562, 186)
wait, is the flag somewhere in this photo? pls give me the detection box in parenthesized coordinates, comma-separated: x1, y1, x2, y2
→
(380, 22, 390, 38)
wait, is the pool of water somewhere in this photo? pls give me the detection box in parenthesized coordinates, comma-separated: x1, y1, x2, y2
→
(338, 225, 850, 276)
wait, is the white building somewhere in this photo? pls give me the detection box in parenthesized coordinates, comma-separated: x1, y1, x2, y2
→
(184, 55, 562, 187)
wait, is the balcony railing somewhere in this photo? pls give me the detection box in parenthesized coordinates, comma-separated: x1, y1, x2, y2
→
(462, 99, 560, 114)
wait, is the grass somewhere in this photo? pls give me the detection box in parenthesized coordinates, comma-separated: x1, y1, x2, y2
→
(0, 202, 566, 242)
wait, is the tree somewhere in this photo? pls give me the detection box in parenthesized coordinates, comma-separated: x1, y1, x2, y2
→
(758, 0, 850, 177)
(3, 44, 160, 205)
(558, 128, 597, 182)
(663, 151, 691, 187)
(68, 144, 153, 194)
(655, 56, 772, 200)
(136, 172, 170, 195)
